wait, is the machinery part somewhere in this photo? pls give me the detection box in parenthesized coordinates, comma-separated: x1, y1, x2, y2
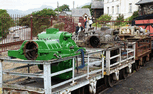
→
(118, 26, 150, 40)
(101, 26, 110, 30)
(8, 28, 86, 79)
(24, 41, 38, 60)
(89, 78, 97, 94)
(75, 27, 115, 48)
(88, 36, 100, 48)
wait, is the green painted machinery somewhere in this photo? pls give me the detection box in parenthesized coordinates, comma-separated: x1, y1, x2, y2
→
(8, 28, 85, 79)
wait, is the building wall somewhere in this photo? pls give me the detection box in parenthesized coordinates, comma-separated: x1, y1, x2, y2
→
(104, 0, 139, 20)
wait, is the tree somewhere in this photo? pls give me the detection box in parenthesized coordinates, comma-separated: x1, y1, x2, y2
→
(82, 5, 91, 8)
(19, 8, 56, 36)
(0, 9, 14, 37)
(97, 14, 112, 24)
(54, 4, 70, 12)
(115, 14, 124, 25)
(128, 11, 139, 24)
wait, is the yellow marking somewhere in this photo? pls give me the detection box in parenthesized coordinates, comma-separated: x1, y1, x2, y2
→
(0, 88, 2, 94)
(104, 72, 106, 75)
(145, 30, 147, 32)
(101, 54, 105, 58)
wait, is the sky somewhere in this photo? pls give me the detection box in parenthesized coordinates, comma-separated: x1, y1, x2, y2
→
(0, 0, 91, 11)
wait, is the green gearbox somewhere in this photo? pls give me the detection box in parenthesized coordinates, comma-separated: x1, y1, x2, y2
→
(8, 28, 85, 79)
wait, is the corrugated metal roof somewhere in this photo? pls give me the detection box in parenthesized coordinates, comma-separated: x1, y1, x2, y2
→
(136, 0, 153, 5)
(72, 8, 91, 17)
(91, 1, 104, 9)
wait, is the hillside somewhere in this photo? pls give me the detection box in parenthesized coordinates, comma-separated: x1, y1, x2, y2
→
(7, 5, 54, 15)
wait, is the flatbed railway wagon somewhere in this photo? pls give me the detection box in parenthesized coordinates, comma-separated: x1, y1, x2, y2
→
(118, 25, 152, 70)
(118, 34, 151, 70)
(127, 37, 151, 68)
(0, 42, 135, 94)
(132, 14, 153, 52)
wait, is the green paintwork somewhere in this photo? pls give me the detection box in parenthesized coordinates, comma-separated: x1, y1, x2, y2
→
(8, 28, 85, 79)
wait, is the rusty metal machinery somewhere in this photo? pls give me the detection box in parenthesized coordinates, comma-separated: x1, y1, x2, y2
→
(118, 26, 150, 40)
(74, 27, 118, 48)
(8, 28, 86, 79)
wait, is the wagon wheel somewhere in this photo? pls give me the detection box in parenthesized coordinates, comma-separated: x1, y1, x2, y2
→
(149, 53, 152, 61)
(119, 68, 128, 79)
(119, 69, 123, 79)
(105, 74, 116, 87)
(134, 61, 140, 71)
(122, 68, 128, 79)
(132, 63, 135, 73)
(142, 57, 146, 67)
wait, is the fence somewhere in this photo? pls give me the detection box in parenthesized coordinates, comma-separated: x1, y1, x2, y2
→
(0, 14, 80, 54)
(1, 15, 135, 54)
(0, 14, 33, 53)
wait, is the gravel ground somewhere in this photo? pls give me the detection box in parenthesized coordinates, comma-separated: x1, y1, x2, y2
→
(100, 59, 153, 94)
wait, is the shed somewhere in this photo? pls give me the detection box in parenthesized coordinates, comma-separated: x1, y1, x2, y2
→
(72, 8, 91, 23)
(91, 1, 104, 18)
(136, 0, 153, 15)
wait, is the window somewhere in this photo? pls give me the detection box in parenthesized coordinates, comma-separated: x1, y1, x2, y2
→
(112, 6, 114, 14)
(129, 3, 132, 13)
(107, 7, 109, 14)
(107, 0, 109, 3)
(112, 0, 114, 2)
(117, 5, 119, 14)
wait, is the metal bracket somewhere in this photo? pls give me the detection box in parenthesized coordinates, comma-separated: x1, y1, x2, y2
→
(113, 70, 119, 81)
(89, 78, 97, 94)
(127, 64, 132, 74)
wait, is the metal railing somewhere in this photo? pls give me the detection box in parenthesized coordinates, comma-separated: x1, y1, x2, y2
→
(0, 49, 105, 94)
(105, 42, 135, 75)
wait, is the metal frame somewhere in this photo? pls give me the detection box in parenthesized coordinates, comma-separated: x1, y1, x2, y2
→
(105, 42, 136, 75)
(0, 50, 105, 94)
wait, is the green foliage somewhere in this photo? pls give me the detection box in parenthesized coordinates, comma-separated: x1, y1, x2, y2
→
(92, 22, 101, 27)
(32, 8, 56, 17)
(82, 5, 91, 8)
(19, 8, 56, 36)
(0, 9, 14, 37)
(54, 4, 70, 12)
(114, 11, 138, 26)
(97, 14, 112, 24)
(128, 11, 139, 24)
(115, 14, 124, 26)
(98, 14, 112, 21)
